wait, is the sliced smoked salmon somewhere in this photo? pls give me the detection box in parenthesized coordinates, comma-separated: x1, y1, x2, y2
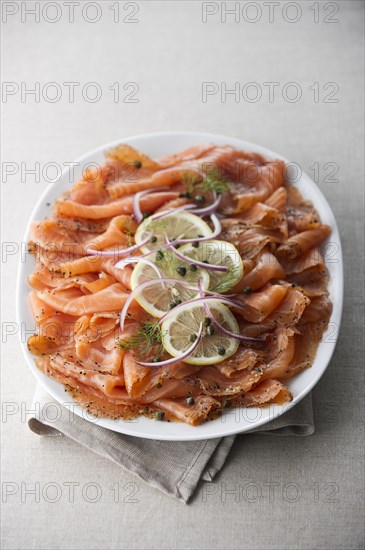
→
(26, 142, 332, 425)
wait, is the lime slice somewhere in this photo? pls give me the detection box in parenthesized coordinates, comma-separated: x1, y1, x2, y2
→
(130, 252, 210, 318)
(178, 240, 243, 293)
(134, 211, 213, 254)
(162, 301, 239, 365)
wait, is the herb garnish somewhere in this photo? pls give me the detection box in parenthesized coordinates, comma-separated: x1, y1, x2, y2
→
(211, 263, 241, 294)
(182, 167, 230, 196)
(118, 321, 165, 358)
(199, 167, 230, 195)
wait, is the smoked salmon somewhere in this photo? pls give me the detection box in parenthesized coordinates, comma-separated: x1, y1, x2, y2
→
(26, 143, 332, 425)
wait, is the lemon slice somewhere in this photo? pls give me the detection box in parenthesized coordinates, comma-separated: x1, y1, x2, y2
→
(162, 301, 239, 365)
(178, 240, 243, 293)
(134, 211, 213, 254)
(130, 252, 210, 318)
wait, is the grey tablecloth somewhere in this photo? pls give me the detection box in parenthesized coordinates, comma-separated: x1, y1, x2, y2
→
(28, 386, 314, 502)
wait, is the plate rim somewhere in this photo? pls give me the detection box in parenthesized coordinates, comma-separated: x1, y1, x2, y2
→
(16, 131, 344, 441)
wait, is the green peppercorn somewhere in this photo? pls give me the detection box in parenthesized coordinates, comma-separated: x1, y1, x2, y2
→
(192, 242, 199, 248)
(150, 236, 157, 243)
(243, 286, 252, 294)
(177, 265, 187, 277)
(134, 160, 142, 169)
(218, 347, 226, 356)
(203, 259, 209, 264)
(186, 396, 195, 406)
(189, 264, 197, 272)
(190, 334, 197, 343)
(179, 191, 191, 198)
(155, 411, 165, 421)
(156, 250, 164, 261)
(169, 302, 176, 309)
(203, 317, 211, 327)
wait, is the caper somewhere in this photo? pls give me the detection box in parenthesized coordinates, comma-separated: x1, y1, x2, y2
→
(195, 195, 205, 204)
(176, 265, 187, 277)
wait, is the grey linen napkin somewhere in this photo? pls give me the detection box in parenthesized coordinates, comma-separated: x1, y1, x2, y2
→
(28, 384, 314, 503)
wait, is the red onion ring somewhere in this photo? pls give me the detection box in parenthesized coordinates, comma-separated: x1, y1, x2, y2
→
(164, 235, 228, 273)
(175, 214, 222, 244)
(186, 193, 221, 216)
(114, 257, 165, 287)
(132, 187, 168, 223)
(203, 303, 264, 344)
(150, 203, 197, 221)
(158, 295, 244, 324)
(119, 277, 204, 330)
(137, 323, 203, 367)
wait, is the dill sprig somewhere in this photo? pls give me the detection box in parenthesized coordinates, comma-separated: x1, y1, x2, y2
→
(182, 172, 200, 194)
(211, 263, 241, 294)
(155, 249, 180, 276)
(118, 321, 165, 358)
(182, 167, 230, 195)
(199, 167, 230, 195)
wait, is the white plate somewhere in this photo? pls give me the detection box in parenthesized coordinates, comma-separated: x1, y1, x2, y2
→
(16, 132, 343, 441)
